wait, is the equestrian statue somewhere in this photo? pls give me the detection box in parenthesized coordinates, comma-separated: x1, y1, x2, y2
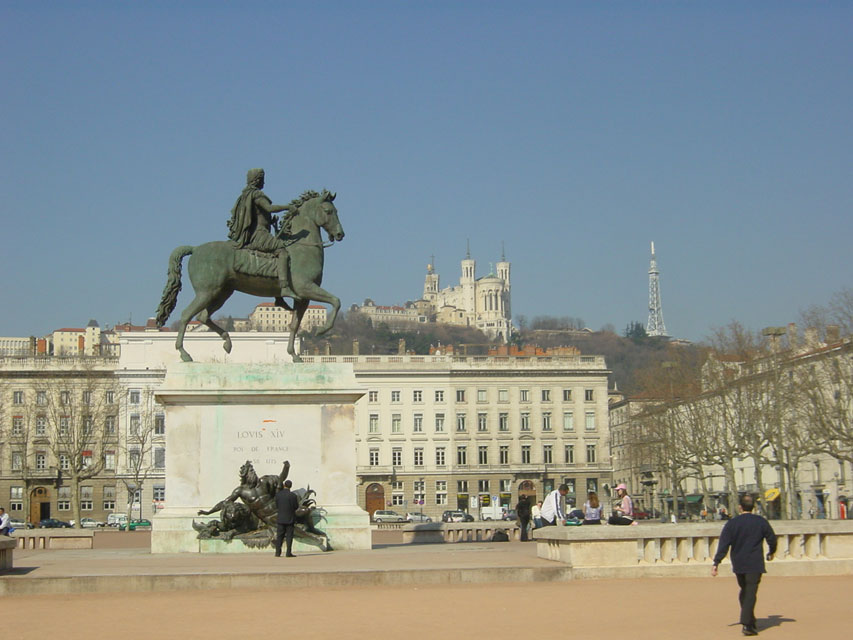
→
(154, 168, 344, 362)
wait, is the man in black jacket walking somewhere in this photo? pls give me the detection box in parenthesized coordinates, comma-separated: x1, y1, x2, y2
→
(712, 495, 777, 636)
(275, 479, 300, 558)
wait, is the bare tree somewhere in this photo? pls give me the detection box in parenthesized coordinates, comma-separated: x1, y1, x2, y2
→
(118, 387, 163, 525)
(795, 340, 853, 464)
(29, 359, 119, 528)
(800, 287, 853, 338)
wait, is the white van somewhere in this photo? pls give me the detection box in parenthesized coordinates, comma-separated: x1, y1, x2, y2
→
(480, 504, 507, 520)
(107, 513, 128, 528)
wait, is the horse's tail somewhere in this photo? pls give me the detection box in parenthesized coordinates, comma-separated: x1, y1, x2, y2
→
(155, 245, 194, 327)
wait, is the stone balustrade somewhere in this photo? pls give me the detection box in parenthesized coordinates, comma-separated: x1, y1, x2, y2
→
(0, 536, 14, 570)
(533, 521, 853, 578)
(402, 522, 520, 544)
(12, 529, 95, 550)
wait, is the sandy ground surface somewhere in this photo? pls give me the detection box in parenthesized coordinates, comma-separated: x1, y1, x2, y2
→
(5, 574, 851, 640)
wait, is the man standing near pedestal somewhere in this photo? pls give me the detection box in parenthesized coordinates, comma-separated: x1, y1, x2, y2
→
(275, 479, 300, 558)
(711, 495, 777, 636)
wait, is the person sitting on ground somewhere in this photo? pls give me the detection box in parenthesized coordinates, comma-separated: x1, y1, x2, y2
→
(582, 491, 603, 525)
(532, 501, 543, 529)
(608, 484, 635, 525)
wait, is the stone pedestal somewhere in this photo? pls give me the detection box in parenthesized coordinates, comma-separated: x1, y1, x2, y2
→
(152, 362, 370, 553)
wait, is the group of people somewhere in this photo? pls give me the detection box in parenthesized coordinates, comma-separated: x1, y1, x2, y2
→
(514, 483, 637, 540)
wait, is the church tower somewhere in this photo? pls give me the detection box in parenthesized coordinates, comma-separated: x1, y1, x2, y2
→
(460, 241, 476, 316)
(496, 244, 511, 321)
(423, 255, 439, 303)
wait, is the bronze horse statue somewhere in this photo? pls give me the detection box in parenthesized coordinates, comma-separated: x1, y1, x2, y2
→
(155, 190, 344, 362)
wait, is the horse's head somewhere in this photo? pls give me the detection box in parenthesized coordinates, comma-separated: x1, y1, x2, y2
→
(287, 189, 344, 244)
(317, 190, 344, 243)
(298, 190, 343, 243)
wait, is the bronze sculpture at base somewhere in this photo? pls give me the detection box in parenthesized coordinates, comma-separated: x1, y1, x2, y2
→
(193, 460, 331, 551)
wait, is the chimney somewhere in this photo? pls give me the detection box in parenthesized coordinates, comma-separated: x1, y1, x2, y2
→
(804, 327, 819, 348)
(787, 323, 798, 349)
(352, 339, 359, 356)
(826, 325, 841, 344)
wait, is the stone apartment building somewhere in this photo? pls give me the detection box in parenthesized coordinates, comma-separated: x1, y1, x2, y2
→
(0, 353, 166, 525)
(247, 302, 327, 332)
(313, 352, 613, 519)
(2, 327, 614, 525)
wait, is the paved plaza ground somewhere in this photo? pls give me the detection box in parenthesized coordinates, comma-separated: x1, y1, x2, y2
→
(3, 535, 851, 639)
(6, 574, 851, 640)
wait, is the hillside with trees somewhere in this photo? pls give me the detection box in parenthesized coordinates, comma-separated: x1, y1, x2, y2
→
(298, 311, 706, 394)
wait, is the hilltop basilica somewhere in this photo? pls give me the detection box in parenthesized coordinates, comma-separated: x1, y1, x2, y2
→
(355, 249, 513, 342)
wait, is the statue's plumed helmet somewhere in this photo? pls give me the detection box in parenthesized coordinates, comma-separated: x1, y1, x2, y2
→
(247, 168, 265, 185)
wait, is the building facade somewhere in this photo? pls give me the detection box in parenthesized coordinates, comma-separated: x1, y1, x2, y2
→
(3, 331, 613, 525)
(248, 302, 328, 332)
(312, 353, 613, 519)
(0, 354, 166, 525)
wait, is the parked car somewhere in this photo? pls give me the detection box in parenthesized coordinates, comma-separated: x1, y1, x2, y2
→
(8, 518, 34, 530)
(118, 519, 152, 531)
(502, 509, 518, 521)
(39, 518, 73, 528)
(441, 510, 474, 523)
(107, 513, 128, 528)
(372, 510, 406, 523)
(406, 512, 432, 523)
(80, 518, 106, 529)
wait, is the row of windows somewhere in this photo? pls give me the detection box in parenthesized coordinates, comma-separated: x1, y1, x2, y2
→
(4, 484, 165, 511)
(8, 414, 165, 437)
(385, 477, 601, 505)
(10, 389, 149, 405)
(366, 410, 597, 434)
(368, 443, 599, 467)
(8, 448, 166, 471)
(367, 388, 596, 404)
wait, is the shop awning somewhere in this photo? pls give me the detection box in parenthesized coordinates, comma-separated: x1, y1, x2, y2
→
(765, 488, 781, 501)
(686, 495, 703, 503)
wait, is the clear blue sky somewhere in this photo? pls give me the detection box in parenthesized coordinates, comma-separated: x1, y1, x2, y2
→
(2, 1, 851, 343)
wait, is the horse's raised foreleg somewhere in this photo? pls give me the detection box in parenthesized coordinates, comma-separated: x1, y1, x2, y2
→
(294, 283, 340, 336)
(198, 290, 234, 355)
(287, 298, 310, 363)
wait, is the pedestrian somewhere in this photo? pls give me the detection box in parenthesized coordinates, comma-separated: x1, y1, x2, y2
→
(582, 491, 603, 525)
(711, 494, 777, 637)
(608, 483, 635, 525)
(0, 507, 10, 536)
(532, 501, 543, 529)
(274, 479, 300, 558)
(516, 495, 532, 541)
(540, 484, 568, 527)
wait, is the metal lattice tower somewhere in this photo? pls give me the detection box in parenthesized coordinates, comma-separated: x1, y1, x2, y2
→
(647, 241, 669, 337)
